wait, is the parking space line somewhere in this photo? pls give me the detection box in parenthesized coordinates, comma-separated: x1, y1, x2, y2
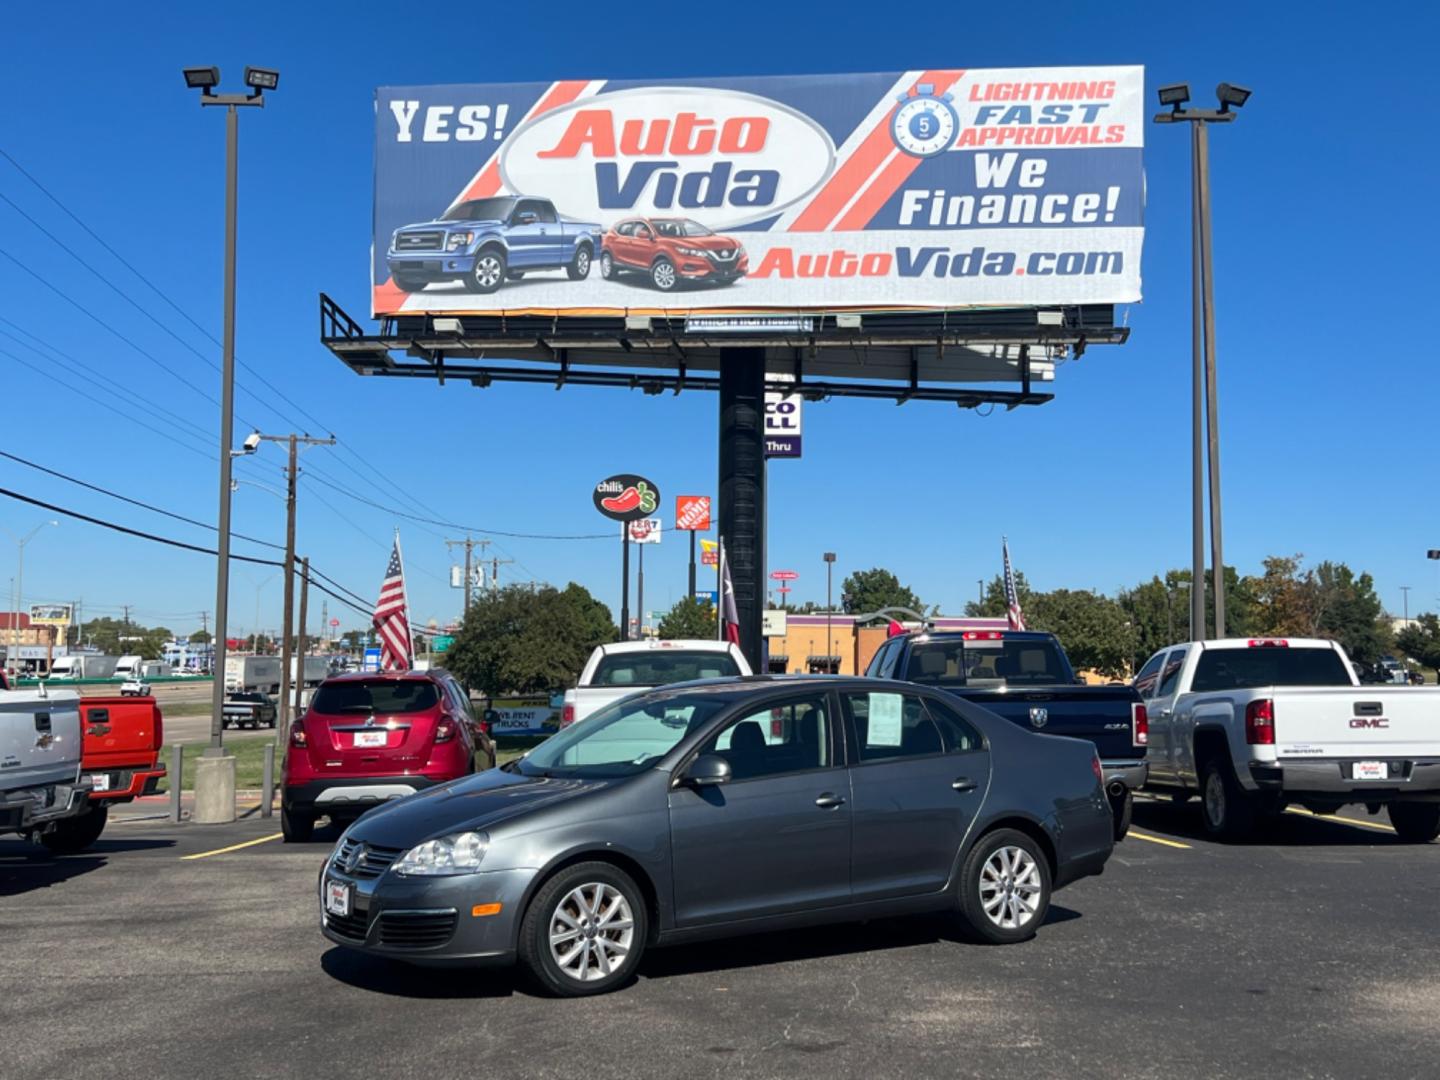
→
(181, 833, 283, 860)
(1285, 807, 1395, 833)
(1127, 830, 1192, 850)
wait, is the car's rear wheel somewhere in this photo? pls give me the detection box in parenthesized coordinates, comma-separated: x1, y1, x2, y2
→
(568, 245, 592, 280)
(1388, 803, 1440, 843)
(470, 249, 506, 294)
(1109, 788, 1133, 841)
(651, 257, 677, 292)
(957, 828, 1051, 944)
(281, 804, 314, 843)
(519, 862, 647, 996)
(39, 803, 108, 854)
(600, 251, 615, 279)
(1199, 756, 1256, 839)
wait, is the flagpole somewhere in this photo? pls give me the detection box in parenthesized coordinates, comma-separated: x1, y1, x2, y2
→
(717, 536, 724, 642)
(395, 528, 413, 668)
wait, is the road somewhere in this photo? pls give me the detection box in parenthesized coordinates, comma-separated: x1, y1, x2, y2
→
(2, 798, 1436, 1079)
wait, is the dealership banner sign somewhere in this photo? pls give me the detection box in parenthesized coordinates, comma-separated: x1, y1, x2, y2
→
(374, 67, 1143, 316)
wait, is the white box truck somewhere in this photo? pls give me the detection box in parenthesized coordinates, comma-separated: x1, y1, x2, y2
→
(289, 655, 331, 688)
(49, 654, 118, 680)
(225, 655, 283, 694)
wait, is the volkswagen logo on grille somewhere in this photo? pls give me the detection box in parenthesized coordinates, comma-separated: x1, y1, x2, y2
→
(1029, 707, 1049, 729)
(341, 844, 364, 874)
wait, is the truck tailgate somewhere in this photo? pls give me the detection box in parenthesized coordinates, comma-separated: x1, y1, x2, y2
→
(1, 691, 83, 789)
(944, 685, 1141, 760)
(1272, 688, 1440, 758)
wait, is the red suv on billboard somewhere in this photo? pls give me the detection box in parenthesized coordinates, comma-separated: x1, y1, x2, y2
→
(599, 217, 748, 291)
(281, 670, 495, 842)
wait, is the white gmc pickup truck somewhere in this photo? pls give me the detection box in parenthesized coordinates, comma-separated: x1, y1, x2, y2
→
(1134, 638, 1440, 842)
(561, 639, 751, 728)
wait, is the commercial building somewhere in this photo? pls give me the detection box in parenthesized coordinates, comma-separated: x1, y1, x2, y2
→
(764, 614, 1009, 675)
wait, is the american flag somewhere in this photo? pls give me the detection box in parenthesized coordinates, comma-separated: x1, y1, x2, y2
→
(718, 537, 741, 645)
(1003, 537, 1027, 632)
(373, 534, 413, 671)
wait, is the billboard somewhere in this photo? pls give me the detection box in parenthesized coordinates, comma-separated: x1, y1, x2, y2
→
(675, 495, 711, 532)
(29, 603, 72, 627)
(627, 518, 662, 544)
(374, 67, 1144, 317)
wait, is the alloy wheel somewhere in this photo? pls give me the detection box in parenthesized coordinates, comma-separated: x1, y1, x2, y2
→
(652, 260, 676, 290)
(978, 845, 1042, 930)
(548, 882, 635, 983)
(475, 255, 503, 289)
(575, 249, 590, 276)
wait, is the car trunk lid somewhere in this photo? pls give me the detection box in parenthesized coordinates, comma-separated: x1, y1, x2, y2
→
(303, 677, 442, 776)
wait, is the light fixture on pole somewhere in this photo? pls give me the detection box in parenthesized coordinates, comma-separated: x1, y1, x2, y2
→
(1155, 81, 1251, 640)
(3, 520, 58, 675)
(823, 552, 837, 674)
(184, 63, 278, 824)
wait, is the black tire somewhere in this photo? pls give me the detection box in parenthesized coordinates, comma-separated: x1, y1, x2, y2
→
(470, 248, 507, 294)
(518, 861, 648, 997)
(567, 245, 593, 281)
(1388, 803, 1440, 843)
(650, 257, 678, 292)
(392, 273, 427, 293)
(1109, 789, 1133, 841)
(956, 828, 1052, 945)
(599, 250, 615, 279)
(281, 804, 314, 843)
(40, 803, 108, 854)
(1199, 756, 1256, 839)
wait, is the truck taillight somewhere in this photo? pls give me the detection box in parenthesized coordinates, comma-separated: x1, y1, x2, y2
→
(962, 631, 1004, 640)
(1091, 754, 1103, 782)
(1132, 703, 1149, 747)
(1245, 698, 1275, 745)
(561, 704, 575, 728)
(289, 723, 307, 748)
(435, 720, 455, 743)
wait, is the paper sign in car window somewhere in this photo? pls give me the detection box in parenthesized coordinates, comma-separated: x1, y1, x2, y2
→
(867, 693, 903, 746)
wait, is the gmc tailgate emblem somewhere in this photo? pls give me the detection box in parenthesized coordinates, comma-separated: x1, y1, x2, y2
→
(1349, 718, 1389, 729)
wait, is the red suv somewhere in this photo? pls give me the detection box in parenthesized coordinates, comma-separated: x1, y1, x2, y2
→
(599, 216, 748, 291)
(281, 670, 495, 842)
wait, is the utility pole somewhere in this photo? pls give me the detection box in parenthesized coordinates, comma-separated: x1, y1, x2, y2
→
(1401, 586, 1412, 627)
(446, 536, 491, 618)
(491, 556, 515, 591)
(122, 604, 131, 654)
(293, 557, 310, 726)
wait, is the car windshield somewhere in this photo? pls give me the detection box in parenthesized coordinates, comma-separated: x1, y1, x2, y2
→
(517, 689, 732, 779)
(311, 679, 439, 714)
(904, 638, 1067, 687)
(441, 197, 517, 222)
(654, 218, 713, 238)
(1190, 647, 1353, 691)
(591, 650, 741, 687)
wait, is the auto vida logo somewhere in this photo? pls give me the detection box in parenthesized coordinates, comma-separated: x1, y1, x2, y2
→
(1029, 707, 1049, 729)
(499, 88, 837, 229)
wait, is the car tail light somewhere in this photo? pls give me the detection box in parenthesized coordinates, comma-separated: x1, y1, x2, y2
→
(962, 631, 1004, 640)
(1247, 638, 1289, 648)
(1245, 698, 1275, 745)
(435, 719, 455, 743)
(289, 723, 307, 748)
(1132, 703, 1149, 747)
(1091, 754, 1103, 782)
(561, 704, 575, 728)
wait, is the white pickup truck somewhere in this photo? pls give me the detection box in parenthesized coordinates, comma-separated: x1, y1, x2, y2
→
(1134, 637, 1440, 841)
(561, 639, 752, 728)
(0, 675, 93, 841)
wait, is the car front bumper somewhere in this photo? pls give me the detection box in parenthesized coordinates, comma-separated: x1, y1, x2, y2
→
(1248, 757, 1440, 802)
(386, 251, 478, 279)
(318, 861, 536, 965)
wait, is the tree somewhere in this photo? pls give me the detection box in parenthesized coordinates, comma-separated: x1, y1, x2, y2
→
(1244, 555, 1387, 663)
(1024, 589, 1134, 679)
(444, 582, 613, 698)
(188, 629, 213, 644)
(78, 617, 171, 659)
(656, 596, 717, 639)
(842, 568, 924, 619)
(964, 572, 1032, 619)
(1397, 614, 1440, 679)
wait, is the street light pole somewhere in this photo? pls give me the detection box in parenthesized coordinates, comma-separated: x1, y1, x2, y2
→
(1156, 81, 1250, 641)
(4, 521, 58, 675)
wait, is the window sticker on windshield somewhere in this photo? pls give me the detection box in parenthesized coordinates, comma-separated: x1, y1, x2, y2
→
(867, 693, 903, 746)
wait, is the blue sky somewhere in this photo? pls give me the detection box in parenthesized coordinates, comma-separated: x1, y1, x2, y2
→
(2, 0, 1437, 642)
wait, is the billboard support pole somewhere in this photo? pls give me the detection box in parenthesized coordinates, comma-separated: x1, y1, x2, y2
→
(689, 532, 696, 598)
(718, 348, 766, 672)
(619, 524, 630, 642)
(1189, 119, 1207, 642)
(637, 538, 644, 638)
(1196, 120, 1226, 639)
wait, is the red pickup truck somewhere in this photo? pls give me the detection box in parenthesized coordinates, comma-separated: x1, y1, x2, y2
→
(40, 695, 166, 853)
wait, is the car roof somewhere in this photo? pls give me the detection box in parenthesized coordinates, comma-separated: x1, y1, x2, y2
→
(320, 669, 446, 683)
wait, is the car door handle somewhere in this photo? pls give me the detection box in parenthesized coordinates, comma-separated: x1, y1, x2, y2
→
(951, 778, 978, 793)
(1153, 707, 1172, 718)
(814, 793, 846, 809)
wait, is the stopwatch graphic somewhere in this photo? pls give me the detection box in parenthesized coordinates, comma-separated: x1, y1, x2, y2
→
(891, 83, 960, 158)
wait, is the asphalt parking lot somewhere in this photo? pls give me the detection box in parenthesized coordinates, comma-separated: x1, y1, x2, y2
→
(3, 798, 1436, 1080)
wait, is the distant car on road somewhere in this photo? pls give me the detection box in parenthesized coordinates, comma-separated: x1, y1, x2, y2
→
(600, 216, 748, 291)
(318, 675, 1113, 996)
(282, 669, 489, 842)
(222, 692, 278, 729)
(387, 196, 601, 295)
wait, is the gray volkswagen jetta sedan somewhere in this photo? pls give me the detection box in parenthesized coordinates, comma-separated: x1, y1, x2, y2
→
(319, 676, 1113, 996)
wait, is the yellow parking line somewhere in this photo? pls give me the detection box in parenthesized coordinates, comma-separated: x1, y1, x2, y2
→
(1127, 829, 1192, 850)
(1285, 807, 1395, 833)
(181, 833, 283, 860)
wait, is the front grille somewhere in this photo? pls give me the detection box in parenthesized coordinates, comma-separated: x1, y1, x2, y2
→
(377, 910, 457, 949)
(333, 839, 404, 880)
(325, 907, 369, 943)
(708, 249, 738, 263)
(395, 230, 443, 252)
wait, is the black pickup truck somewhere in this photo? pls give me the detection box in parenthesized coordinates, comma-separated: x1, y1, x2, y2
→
(866, 629, 1147, 839)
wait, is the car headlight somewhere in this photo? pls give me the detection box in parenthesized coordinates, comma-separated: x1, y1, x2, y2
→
(392, 831, 490, 876)
(446, 231, 475, 251)
(676, 245, 706, 258)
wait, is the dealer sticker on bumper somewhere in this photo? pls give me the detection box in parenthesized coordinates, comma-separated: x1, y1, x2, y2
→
(1354, 761, 1389, 781)
(89, 773, 111, 792)
(324, 879, 351, 917)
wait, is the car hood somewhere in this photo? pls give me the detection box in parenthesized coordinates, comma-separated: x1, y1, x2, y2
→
(346, 766, 620, 847)
(677, 234, 742, 251)
(396, 218, 501, 233)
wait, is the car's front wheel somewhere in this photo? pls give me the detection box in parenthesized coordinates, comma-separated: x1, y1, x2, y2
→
(568, 245, 592, 281)
(392, 272, 427, 293)
(470, 249, 507, 294)
(651, 257, 677, 292)
(519, 862, 648, 996)
(1388, 802, 1440, 843)
(957, 828, 1051, 944)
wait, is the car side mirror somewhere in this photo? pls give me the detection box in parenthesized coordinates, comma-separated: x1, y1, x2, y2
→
(682, 753, 731, 787)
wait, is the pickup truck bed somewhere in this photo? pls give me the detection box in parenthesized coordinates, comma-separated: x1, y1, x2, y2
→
(1, 685, 92, 839)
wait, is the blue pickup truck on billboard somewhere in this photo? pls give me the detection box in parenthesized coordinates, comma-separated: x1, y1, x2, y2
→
(374, 67, 1144, 316)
